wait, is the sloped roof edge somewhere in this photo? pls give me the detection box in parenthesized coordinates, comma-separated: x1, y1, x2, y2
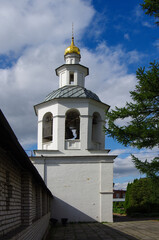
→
(0, 110, 53, 197)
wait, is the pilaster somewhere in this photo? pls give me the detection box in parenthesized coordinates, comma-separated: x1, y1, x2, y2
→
(99, 162, 113, 222)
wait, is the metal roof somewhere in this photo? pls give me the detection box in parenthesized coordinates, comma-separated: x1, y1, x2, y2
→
(44, 85, 101, 102)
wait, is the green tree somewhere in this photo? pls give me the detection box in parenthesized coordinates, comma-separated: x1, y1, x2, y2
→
(141, 0, 159, 25)
(125, 178, 159, 215)
(105, 62, 159, 177)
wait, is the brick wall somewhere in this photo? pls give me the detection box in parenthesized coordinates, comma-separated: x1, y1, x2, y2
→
(0, 110, 53, 240)
(0, 147, 52, 240)
(0, 149, 22, 236)
(4, 213, 50, 240)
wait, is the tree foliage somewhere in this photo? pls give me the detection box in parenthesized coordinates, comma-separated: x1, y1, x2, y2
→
(105, 62, 159, 149)
(132, 155, 159, 178)
(113, 202, 125, 214)
(125, 178, 159, 215)
(141, 0, 159, 25)
(105, 62, 159, 177)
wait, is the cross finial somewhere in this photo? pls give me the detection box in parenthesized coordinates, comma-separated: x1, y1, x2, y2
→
(72, 22, 74, 39)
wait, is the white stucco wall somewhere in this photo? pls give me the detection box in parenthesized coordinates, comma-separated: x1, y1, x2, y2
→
(56, 64, 88, 88)
(49, 162, 100, 222)
(32, 156, 114, 223)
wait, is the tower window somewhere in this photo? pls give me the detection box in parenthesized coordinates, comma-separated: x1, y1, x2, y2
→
(69, 73, 74, 84)
(42, 112, 53, 143)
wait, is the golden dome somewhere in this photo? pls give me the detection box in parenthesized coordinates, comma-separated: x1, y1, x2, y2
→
(64, 37, 80, 56)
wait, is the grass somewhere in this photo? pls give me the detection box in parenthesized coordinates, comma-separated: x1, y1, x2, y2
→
(113, 202, 126, 214)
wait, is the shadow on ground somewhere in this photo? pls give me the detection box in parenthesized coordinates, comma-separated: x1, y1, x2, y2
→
(46, 222, 138, 240)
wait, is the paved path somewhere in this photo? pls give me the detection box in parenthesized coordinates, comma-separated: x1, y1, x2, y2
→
(46, 219, 159, 240)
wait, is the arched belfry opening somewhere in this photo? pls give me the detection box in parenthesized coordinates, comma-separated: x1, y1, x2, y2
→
(42, 112, 53, 143)
(65, 109, 80, 140)
(92, 112, 102, 148)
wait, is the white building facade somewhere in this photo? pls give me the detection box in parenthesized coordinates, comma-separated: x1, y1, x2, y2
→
(31, 37, 116, 222)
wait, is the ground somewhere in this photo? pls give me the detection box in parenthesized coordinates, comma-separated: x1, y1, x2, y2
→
(46, 215, 159, 240)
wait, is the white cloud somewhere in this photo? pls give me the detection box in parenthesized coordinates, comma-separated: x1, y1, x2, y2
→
(114, 182, 129, 190)
(134, 146, 159, 162)
(0, 0, 94, 54)
(134, 5, 143, 18)
(142, 21, 154, 28)
(0, 0, 94, 147)
(124, 33, 130, 41)
(110, 149, 129, 156)
(113, 154, 141, 191)
(127, 50, 145, 64)
(81, 42, 143, 108)
(0, 0, 148, 151)
(153, 39, 159, 50)
(133, 5, 154, 28)
(112, 147, 159, 189)
(114, 155, 140, 178)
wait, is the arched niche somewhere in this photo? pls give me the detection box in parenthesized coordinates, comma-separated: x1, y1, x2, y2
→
(42, 112, 53, 143)
(92, 112, 102, 145)
(65, 109, 80, 140)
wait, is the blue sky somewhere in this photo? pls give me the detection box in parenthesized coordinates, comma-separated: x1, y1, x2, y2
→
(0, 0, 158, 189)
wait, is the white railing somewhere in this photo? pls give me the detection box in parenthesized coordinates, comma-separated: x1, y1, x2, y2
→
(65, 139, 81, 150)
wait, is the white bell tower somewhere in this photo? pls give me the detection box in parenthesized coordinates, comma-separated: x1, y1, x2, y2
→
(31, 34, 116, 223)
(34, 35, 108, 153)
